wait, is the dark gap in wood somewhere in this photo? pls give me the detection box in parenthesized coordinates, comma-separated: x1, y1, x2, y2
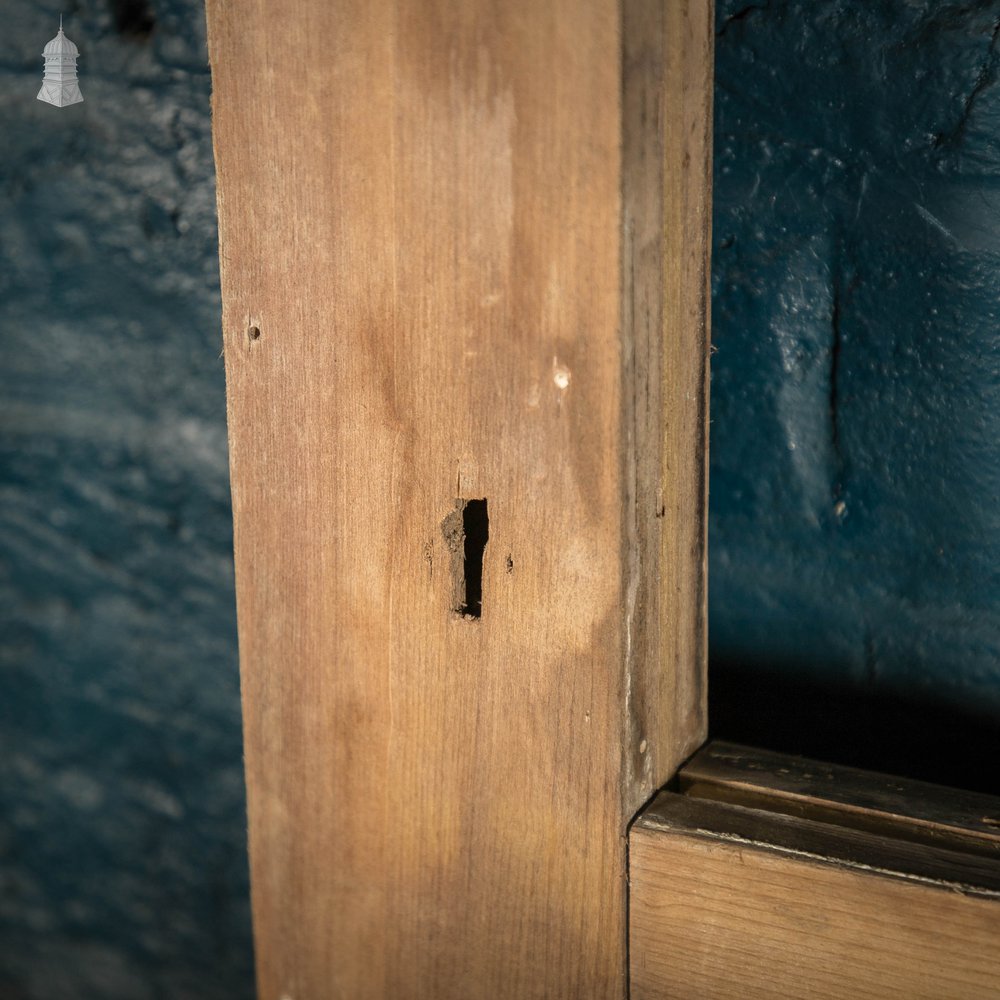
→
(460, 499, 488, 618)
(442, 498, 489, 620)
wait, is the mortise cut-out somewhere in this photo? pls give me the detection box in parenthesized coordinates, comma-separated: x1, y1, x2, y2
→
(461, 500, 489, 617)
(441, 498, 489, 619)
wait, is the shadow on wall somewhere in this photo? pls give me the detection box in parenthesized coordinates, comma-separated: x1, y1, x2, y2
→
(711, 659, 1000, 793)
(709, 0, 1000, 791)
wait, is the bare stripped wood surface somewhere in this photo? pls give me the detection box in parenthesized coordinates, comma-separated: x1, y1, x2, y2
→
(205, 1, 713, 997)
(682, 740, 1000, 856)
(622, 0, 713, 814)
(641, 791, 1000, 898)
(631, 776, 1000, 998)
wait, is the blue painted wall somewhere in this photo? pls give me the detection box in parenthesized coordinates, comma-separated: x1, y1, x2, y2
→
(709, 0, 1000, 780)
(0, 2, 252, 997)
(3, 0, 1000, 995)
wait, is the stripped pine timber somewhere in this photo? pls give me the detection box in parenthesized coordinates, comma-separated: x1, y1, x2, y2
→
(630, 746, 1000, 1000)
(205, 1, 713, 997)
(680, 740, 1000, 856)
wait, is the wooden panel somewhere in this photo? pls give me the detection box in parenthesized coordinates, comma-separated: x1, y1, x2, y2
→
(631, 755, 1000, 1000)
(205, 1, 713, 997)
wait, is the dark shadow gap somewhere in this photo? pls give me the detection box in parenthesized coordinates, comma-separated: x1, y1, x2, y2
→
(710, 659, 1000, 795)
(459, 499, 488, 618)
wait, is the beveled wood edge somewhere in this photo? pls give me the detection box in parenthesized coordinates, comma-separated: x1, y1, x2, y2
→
(679, 740, 1000, 855)
(636, 790, 1000, 898)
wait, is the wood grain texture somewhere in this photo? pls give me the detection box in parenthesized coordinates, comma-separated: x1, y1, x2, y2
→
(631, 788, 1000, 999)
(682, 740, 1000, 857)
(639, 791, 1000, 898)
(622, 0, 713, 814)
(205, 1, 713, 997)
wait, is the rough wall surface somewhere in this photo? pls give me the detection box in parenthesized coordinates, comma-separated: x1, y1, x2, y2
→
(0, 2, 252, 997)
(710, 0, 1000, 768)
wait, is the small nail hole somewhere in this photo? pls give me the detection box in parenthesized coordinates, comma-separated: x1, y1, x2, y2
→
(248, 326, 261, 340)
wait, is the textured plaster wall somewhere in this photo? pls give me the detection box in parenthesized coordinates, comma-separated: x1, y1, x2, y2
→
(0, 1, 252, 997)
(709, 0, 1000, 770)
